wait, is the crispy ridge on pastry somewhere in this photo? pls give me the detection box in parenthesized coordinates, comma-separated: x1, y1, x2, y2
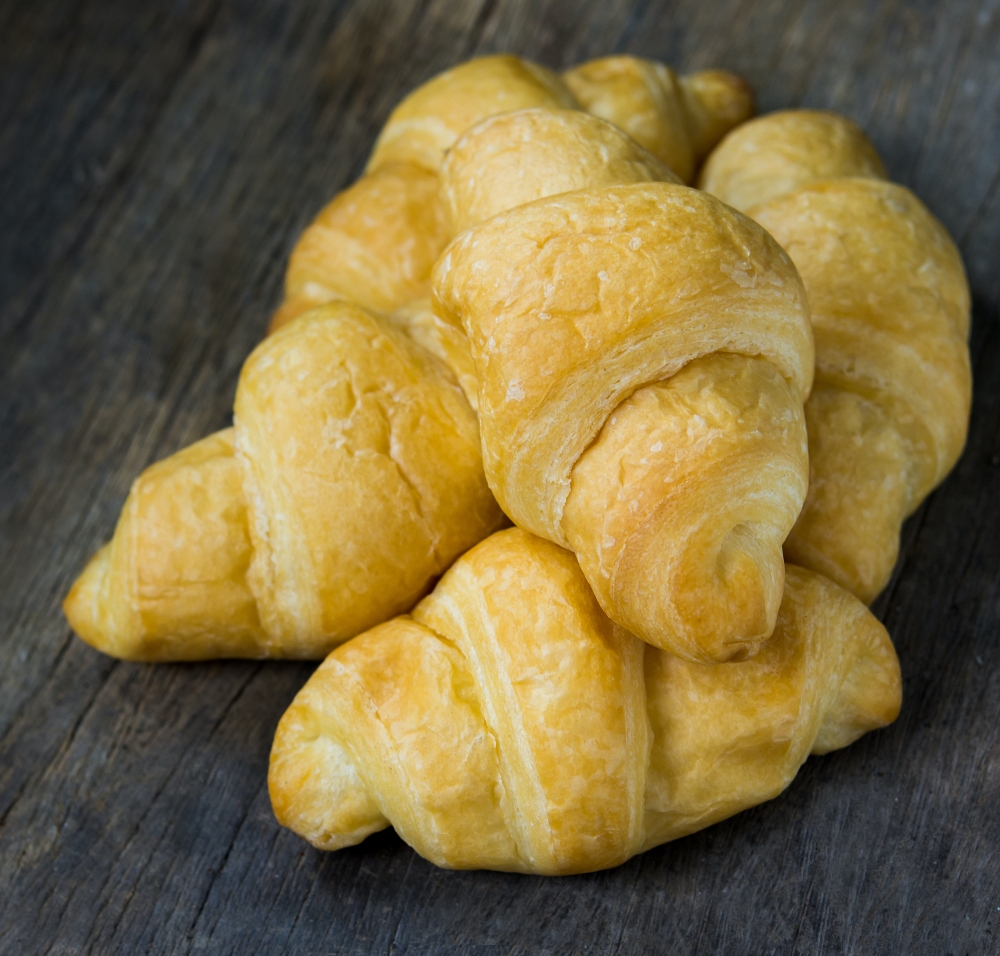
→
(701, 111, 972, 602)
(65, 303, 506, 661)
(564, 55, 755, 183)
(269, 528, 901, 874)
(433, 182, 813, 662)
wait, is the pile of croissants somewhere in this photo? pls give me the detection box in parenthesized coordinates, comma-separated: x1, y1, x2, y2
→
(64, 53, 971, 875)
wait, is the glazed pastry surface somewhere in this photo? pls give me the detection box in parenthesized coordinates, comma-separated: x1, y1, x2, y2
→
(64, 303, 505, 660)
(434, 181, 813, 661)
(701, 111, 972, 601)
(270, 528, 901, 874)
(563, 55, 754, 182)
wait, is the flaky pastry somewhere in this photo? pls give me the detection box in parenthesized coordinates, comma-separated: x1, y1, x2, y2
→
(65, 303, 505, 660)
(434, 180, 814, 663)
(700, 111, 972, 601)
(270, 527, 901, 874)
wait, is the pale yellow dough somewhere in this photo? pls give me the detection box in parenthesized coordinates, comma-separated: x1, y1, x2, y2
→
(700, 111, 972, 601)
(434, 182, 813, 662)
(270, 528, 901, 874)
(64, 304, 506, 660)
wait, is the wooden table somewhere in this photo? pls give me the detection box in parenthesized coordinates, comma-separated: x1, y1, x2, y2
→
(2, 0, 998, 952)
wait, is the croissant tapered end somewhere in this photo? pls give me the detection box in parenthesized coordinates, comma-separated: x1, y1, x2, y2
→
(269, 162, 450, 335)
(269, 677, 388, 852)
(63, 543, 120, 653)
(680, 69, 756, 161)
(62, 430, 270, 662)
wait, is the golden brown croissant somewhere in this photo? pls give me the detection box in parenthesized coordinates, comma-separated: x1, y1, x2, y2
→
(563, 55, 755, 183)
(700, 111, 972, 602)
(269, 527, 901, 874)
(434, 180, 814, 663)
(65, 303, 505, 660)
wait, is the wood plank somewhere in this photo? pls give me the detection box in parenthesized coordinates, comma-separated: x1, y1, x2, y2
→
(0, 0, 998, 952)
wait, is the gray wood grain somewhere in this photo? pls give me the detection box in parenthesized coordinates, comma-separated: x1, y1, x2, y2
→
(1, 0, 998, 952)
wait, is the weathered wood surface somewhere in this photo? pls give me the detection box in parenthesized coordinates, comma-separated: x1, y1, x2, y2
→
(1, 0, 998, 952)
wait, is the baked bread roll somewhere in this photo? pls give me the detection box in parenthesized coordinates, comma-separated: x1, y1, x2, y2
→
(434, 182, 813, 662)
(270, 527, 901, 874)
(563, 55, 755, 183)
(700, 111, 972, 601)
(64, 303, 505, 660)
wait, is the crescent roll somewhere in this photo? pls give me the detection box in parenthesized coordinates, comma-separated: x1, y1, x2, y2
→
(700, 111, 972, 601)
(64, 303, 505, 660)
(563, 55, 755, 183)
(269, 527, 901, 875)
(434, 181, 813, 662)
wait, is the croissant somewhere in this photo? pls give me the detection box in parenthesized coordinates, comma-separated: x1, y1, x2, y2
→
(563, 55, 755, 183)
(700, 111, 972, 602)
(64, 303, 505, 660)
(433, 175, 814, 662)
(269, 527, 901, 875)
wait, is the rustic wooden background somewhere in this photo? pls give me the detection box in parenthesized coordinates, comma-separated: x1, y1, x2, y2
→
(1, 0, 998, 952)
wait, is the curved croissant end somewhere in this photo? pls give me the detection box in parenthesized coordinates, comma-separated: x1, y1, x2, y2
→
(701, 111, 972, 602)
(564, 55, 755, 183)
(269, 528, 901, 874)
(63, 429, 267, 661)
(433, 182, 813, 661)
